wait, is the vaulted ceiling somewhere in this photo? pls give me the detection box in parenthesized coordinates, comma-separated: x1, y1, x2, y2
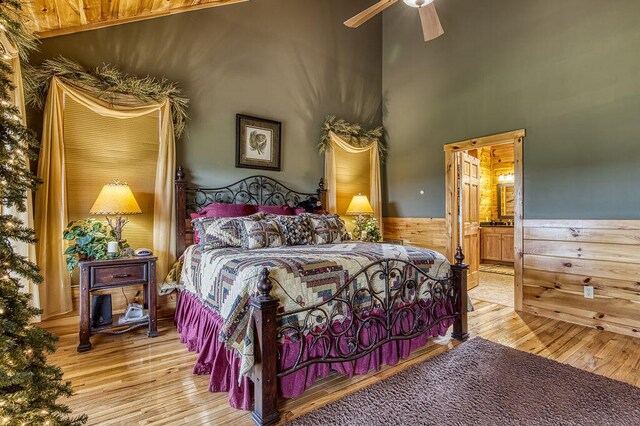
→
(29, 0, 247, 38)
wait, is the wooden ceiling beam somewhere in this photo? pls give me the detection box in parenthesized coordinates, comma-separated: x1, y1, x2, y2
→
(31, 0, 248, 39)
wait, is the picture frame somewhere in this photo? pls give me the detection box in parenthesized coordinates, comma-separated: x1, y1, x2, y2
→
(236, 114, 282, 171)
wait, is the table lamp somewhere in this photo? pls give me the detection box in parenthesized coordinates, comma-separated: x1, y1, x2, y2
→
(346, 193, 374, 240)
(90, 181, 142, 249)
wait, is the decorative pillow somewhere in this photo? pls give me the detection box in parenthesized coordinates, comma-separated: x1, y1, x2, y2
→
(294, 207, 308, 215)
(269, 214, 314, 246)
(306, 214, 349, 244)
(198, 203, 259, 218)
(258, 205, 295, 216)
(190, 204, 260, 243)
(192, 212, 264, 248)
(240, 219, 285, 249)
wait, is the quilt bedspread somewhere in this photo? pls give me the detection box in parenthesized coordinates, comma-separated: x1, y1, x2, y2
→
(178, 242, 451, 377)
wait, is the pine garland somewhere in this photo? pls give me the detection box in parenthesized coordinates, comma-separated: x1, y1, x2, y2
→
(319, 116, 386, 160)
(1, 2, 87, 425)
(28, 56, 189, 138)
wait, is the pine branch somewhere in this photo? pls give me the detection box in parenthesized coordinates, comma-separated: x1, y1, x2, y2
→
(319, 115, 387, 161)
(28, 56, 190, 138)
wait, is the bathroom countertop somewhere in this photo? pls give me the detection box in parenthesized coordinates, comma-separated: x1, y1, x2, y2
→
(480, 222, 514, 228)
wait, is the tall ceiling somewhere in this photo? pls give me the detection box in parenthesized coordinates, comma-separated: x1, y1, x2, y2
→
(29, 0, 248, 38)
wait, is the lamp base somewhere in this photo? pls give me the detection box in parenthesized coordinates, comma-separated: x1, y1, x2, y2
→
(353, 214, 367, 241)
(105, 215, 129, 248)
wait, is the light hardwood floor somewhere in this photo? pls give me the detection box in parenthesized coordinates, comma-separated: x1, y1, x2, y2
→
(43, 301, 640, 425)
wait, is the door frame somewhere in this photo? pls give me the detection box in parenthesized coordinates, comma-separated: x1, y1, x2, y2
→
(444, 129, 525, 311)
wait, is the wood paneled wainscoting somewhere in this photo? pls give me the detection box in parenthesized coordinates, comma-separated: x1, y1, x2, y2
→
(384, 217, 640, 340)
(523, 220, 640, 338)
(382, 218, 447, 254)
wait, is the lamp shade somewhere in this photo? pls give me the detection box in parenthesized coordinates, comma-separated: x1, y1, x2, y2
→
(90, 181, 142, 215)
(346, 194, 374, 216)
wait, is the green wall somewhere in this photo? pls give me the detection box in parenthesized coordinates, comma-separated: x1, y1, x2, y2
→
(383, 0, 640, 219)
(29, 0, 382, 193)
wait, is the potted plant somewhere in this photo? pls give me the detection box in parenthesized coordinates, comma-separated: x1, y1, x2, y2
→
(361, 217, 382, 242)
(63, 219, 125, 272)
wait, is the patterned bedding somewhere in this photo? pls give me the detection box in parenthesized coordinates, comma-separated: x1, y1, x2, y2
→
(176, 242, 451, 377)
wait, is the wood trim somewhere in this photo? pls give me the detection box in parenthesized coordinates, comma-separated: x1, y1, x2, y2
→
(443, 129, 526, 152)
(513, 136, 524, 311)
(445, 130, 525, 310)
(444, 152, 456, 261)
(34, 0, 248, 39)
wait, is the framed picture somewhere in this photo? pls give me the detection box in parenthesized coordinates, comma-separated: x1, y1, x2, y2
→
(236, 114, 282, 171)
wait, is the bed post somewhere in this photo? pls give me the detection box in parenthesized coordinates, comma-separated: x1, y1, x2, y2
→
(175, 166, 187, 258)
(451, 245, 469, 341)
(317, 178, 327, 211)
(250, 268, 280, 426)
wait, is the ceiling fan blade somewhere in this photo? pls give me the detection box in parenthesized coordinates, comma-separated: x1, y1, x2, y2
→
(418, 2, 444, 42)
(344, 0, 399, 28)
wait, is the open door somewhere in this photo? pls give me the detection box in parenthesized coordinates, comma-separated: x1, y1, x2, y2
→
(445, 130, 525, 310)
(461, 152, 480, 289)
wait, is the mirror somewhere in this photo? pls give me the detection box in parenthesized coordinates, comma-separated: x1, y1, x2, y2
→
(497, 183, 514, 219)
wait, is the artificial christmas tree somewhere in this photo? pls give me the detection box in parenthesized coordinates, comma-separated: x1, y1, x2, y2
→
(0, 2, 87, 424)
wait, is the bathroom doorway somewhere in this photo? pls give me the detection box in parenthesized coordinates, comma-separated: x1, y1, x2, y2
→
(444, 130, 525, 310)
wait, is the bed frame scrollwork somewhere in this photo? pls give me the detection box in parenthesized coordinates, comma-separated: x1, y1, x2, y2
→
(250, 250, 468, 425)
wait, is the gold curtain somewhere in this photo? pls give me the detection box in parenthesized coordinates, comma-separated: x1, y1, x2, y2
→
(63, 96, 159, 283)
(35, 77, 176, 319)
(324, 131, 382, 232)
(0, 31, 41, 318)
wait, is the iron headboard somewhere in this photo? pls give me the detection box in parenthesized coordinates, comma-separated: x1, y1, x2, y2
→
(174, 166, 327, 256)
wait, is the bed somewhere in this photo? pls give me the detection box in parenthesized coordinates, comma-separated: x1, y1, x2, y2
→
(172, 167, 469, 425)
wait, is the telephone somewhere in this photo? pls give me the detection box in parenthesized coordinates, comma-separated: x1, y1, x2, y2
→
(134, 248, 153, 257)
(118, 303, 148, 325)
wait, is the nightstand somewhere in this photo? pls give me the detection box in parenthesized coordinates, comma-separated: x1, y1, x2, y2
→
(77, 256, 158, 352)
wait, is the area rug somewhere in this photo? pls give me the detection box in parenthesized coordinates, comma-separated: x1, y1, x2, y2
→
(469, 271, 514, 307)
(286, 338, 640, 426)
(479, 263, 514, 276)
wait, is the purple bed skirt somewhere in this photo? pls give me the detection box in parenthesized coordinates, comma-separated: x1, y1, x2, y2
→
(175, 291, 454, 411)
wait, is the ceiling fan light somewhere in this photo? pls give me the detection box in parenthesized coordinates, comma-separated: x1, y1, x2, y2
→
(402, 0, 435, 8)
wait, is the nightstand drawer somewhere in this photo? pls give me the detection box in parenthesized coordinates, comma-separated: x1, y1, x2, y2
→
(91, 263, 148, 289)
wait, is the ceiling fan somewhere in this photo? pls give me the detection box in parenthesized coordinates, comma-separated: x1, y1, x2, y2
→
(345, 0, 444, 42)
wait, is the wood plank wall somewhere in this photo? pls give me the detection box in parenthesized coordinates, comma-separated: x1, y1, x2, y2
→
(383, 218, 447, 254)
(478, 148, 492, 222)
(523, 219, 640, 338)
(384, 217, 640, 338)
(474, 144, 514, 222)
(490, 144, 514, 220)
